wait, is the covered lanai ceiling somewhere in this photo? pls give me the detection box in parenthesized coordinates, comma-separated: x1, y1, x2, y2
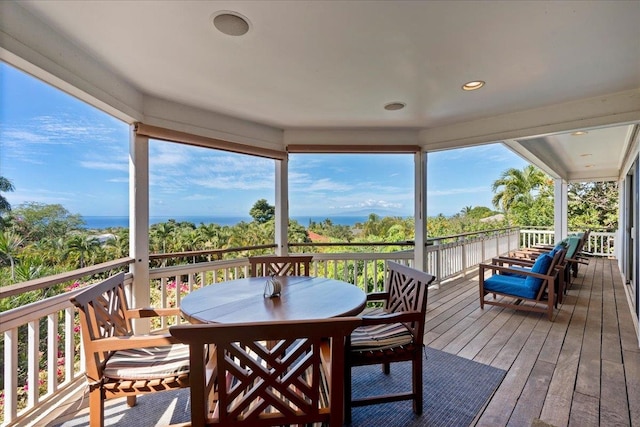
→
(1, 0, 639, 181)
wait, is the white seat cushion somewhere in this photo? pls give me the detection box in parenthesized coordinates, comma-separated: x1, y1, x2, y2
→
(103, 343, 190, 380)
(350, 307, 413, 352)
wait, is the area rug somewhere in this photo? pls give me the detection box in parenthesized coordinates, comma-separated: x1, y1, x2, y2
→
(54, 347, 505, 427)
(350, 346, 506, 427)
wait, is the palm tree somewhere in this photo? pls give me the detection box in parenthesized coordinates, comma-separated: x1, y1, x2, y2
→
(491, 165, 547, 214)
(65, 235, 100, 268)
(105, 230, 129, 258)
(0, 176, 15, 213)
(460, 206, 473, 216)
(363, 213, 382, 237)
(150, 222, 175, 253)
(0, 230, 24, 281)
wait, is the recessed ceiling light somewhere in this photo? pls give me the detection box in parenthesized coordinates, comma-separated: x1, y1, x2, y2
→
(384, 102, 406, 111)
(580, 153, 592, 157)
(212, 11, 250, 36)
(585, 164, 595, 168)
(571, 131, 588, 136)
(462, 81, 485, 91)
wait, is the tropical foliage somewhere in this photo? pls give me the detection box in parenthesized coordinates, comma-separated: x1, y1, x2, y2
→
(489, 165, 618, 231)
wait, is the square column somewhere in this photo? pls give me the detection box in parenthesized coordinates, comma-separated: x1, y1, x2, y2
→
(554, 178, 568, 243)
(275, 156, 289, 255)
(414, 151, 427, 271)
(129, 127, 150, 333)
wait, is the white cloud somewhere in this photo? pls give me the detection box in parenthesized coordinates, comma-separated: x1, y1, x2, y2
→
(80, 161, 129, 172)
(305, 178, 353, 192)
(338, 199, 403, 210)
(428, 186, 489, 196)
(107, 177, 129, 183)
(183, 193, 219, 201)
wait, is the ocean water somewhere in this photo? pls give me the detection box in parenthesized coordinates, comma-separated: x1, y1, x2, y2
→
(82, 215, 369, 230)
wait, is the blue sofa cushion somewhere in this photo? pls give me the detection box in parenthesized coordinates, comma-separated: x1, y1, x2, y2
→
(549, 243, 565, 256)
(503, 265, 530, 278)
(484, 274, 538, 299)
(565, 236, 582, 258)
(523, 253, 553, 293)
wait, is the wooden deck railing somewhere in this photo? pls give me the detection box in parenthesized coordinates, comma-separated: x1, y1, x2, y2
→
(0, 226, 613, 425)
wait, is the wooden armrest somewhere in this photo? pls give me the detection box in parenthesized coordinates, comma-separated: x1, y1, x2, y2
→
(366, 291, 389, 302)
(91, 333, 179, 352)
(492, 256, 535, 267)
(361, 310, 422, 326)
(479, 263, 554, 281)
(532, 244, 554, 249)
(128, 307, 182, 318)
(508, 250, 540, 259)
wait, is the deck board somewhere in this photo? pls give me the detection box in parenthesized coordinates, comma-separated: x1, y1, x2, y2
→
(507, 360, 555, 427)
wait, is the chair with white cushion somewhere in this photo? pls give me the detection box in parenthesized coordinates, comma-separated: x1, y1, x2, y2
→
(70, 272, 190, 427)
(344, 261, 436, 422)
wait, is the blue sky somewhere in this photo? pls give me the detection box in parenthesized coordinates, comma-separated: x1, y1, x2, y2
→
(1, 62, 528, 219)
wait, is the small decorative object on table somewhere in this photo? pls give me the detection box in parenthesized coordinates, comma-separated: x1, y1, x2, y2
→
(263, 275, 282, 298)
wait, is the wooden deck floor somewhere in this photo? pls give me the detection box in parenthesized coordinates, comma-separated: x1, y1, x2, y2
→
(427, 257, 640, 427)
(41, 257, 639, 427)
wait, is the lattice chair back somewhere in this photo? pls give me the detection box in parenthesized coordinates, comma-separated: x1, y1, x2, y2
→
(71, 272, 134, 382)
(344, 262, 435, 423)
(249, 255, 313, 277)
(70, 272, 190, 426)
(385, 261, 431, 338)
(170, 317, 360, 427)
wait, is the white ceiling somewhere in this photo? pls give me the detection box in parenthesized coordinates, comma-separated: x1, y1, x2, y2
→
(3, 0, 640, 181)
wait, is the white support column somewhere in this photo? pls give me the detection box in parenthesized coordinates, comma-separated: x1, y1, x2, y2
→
(414, 151, 427, 272)
(275, 156, 289, 255)
(129, 127, 150, 333)
(554, 178, 568, 243)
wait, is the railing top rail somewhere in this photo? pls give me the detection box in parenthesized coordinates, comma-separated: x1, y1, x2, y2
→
(290, 241, 415, 248)
(149, 258, 249, 278)
(0, 257, 134, 299)
(149, 243, 276, 260)
(426, 226, 519, 242)
(0, 288, 80, 332)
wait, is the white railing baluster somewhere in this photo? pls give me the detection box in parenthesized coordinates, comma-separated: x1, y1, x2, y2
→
(4, 328, 18, 423)
(28, 320, 39, 408)
(64, 307, 75, 385)
(362, 259, 368, 292)
(47, 313, 58, 395)
(160, 277, 167, 329)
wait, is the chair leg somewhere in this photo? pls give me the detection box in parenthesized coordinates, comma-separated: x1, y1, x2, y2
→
(89, 386, 104, 427)
(344, 364, 352, 424)
(383, 362, 390, 375)
(413, 354, 423, 415)
(126, 395, 137, 407)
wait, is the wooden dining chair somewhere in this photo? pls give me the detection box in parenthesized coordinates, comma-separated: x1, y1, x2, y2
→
(70, 272, 190, 427)
(344, 261, 436, 422)
(170, 317, 360, 427)
(248, 255, 313, 277)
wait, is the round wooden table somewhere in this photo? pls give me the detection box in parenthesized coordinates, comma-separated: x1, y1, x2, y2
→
(180, 276, 366, 324)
